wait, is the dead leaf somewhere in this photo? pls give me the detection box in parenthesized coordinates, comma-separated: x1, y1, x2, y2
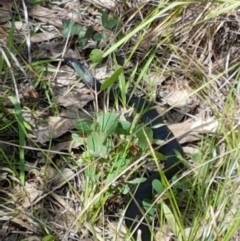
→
(56, 90, 94, 108)
(16, 182, 43, 209)
(40, 165, 75, 187)
(169, 117, 218, 144)
(27, 5, 82, 28)
(0, 2, 13, 23)
(0, 26, 8, 46)
(147, 72, 166, 85)
(183, 146, 199, 155)
(85, 0, 117, 9)
(191, 118, 218, 133)
(33, 116, 77, 144)
(155, 224, 173, 241)
(165, 89, 190, 107)
(12, 213, 38, 233)
(30, 30, 60, 43)
(93, 65, 113, 80)
(184, 226, 205, 240)
(51, 140, 82, 153)
(23, 108, 92, 144)
(169, 122, 195, 144)
(108, 221, 127, 241)
(162, 203, 181, 241)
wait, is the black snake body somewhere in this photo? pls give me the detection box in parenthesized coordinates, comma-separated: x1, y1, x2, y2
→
(65, 58, 184, 241)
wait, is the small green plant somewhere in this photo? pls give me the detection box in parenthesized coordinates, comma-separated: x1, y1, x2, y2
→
(89, 49, 103, 63)
(72, 109, 154, 194)
(73, 112, 154, 158)
(101, 10, 120, 29)
(72, 110, 156, 223)
(62, 11, 122, 50)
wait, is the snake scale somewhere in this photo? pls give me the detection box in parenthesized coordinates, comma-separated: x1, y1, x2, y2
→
(65, 58, 184, 241)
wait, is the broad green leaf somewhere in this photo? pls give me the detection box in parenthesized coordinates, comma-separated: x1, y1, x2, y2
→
(116, 120, 131, 135)
(101, 67, 123, 91)
(90, 49, 103, 63)
(78, 29, 86, 39)
(78, 37, 88, 47)
(87, 131, 103, 156)
(101, 11, 109, 27)
(135, 125, 153, 151)
(128, 177, 147, 184)
(93, 32, 103, 41)
(72, 133, 84, 145)
(192, 153, 202, 163)
(98, 112, 118, 137)
(155, 151, 167, 161)
(85, 25, 94, 38)
(105, 15, 118, 29)
(152, 179, 164, 194)
(119, 120, 131, 131)
(75, 120, 94, 134)
(101, 11, 119, 29)
(122, 184, 130, 195)
(142, 199, 156, 219)
(62, 20, 83, 37)
(162, 203, 180, 237)
(86, 132, 111, 157)
(23, 120, 32, 131)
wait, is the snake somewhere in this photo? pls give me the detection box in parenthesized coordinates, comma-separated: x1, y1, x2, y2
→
(64, 58, 184, 241)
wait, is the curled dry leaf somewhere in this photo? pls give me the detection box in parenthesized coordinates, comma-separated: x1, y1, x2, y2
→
(183, 146, 199, 155)
(30, 30, 60, 43)
(50, 192, 73, 211)
(191, 118, 218, 133)
(164, 89, 190, 107)
(84, 222, 106, 241)
(40, 165, 56, 181)
(21, 182, 43, 209)
(169, 117, 218, 144)
(12, 181, 43, 209)
(27, 5, 81, 28)
(107, 221, 127, 241)
(0, 25, 8, 46)
(46, 140, 82, 159)
(51, 64, 95, 108)
(33, 116, 77, 144)
(2, 21, 60, 45)
(147, 71, 166, 86)
(26, 108, 92, 144)
(40, 165, 75, 187)
(0, 1, 13, 23)
(11, 213, 39, 233)
(93, 65, 113, 80)
(184, 226, 204, 240)
(155, 224, 173, 241)
(84, 0, 117, 9)
(56, 90, 94, 108)
(58, 168, 75, 184)
(0, 171, 8, 181)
